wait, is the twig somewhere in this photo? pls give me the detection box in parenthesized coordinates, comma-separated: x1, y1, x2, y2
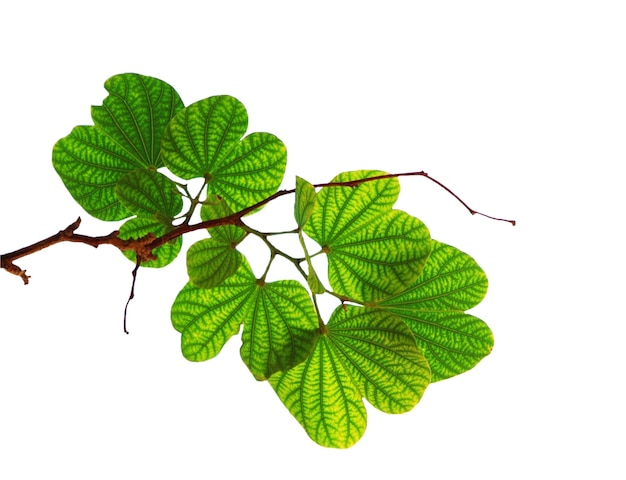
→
(1, 170, 515, 284)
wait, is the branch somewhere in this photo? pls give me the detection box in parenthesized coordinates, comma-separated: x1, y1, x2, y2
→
(1, 170, 515, 283)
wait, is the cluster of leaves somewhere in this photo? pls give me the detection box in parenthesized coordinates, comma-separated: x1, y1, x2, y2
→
(52, 73, 493, 448)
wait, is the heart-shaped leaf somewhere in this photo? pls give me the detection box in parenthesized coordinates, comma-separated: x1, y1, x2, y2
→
(52, 73, 184, 221)
(161, 96, 287, 212)
(376, 240, 492, 381)
(270, 305, 430, 448)
(304, 170, 431, 302)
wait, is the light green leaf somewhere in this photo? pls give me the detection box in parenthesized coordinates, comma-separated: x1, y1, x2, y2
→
(171, 261, 257, 362)
(186, 238, 242, 289)
(161, 96, 287, 212)
(304, 170, 399, 244)
(118, 217, 182, 268)
(376, 240, 492, 381)
(269, 335, 367, 449)
(326, 209, 431, 302)
(327, 306, 430, 414)
(200, 194, 247, 244)
(115, 169, 183, 222)
(91, 73, 184, 168)
(270, 305, 432, 448)
(240, 280, 318, 380)
(306, 267, 325, 295)
(52, 73, 184, 221)
(294, 176, 316, 228)
(304, 171, 431, 302)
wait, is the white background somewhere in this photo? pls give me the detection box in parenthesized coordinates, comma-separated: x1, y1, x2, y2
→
(1, 1, 624, 478)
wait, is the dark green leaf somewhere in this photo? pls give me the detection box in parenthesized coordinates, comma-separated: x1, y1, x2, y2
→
(52, 73, 184, 221)
(52, 126, 138, 220)
(376, 240, 492, 381)
(91, 73, 184, 168)
(118, 217, 182, 268)
(161, 96, 287, 212)
(115, 169, 183, 221)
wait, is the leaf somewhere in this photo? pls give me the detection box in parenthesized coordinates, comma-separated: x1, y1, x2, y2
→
(52, 126, 139, 220)
(171, 261, 257, 362)
(376, 240, 492, 381)
(327, 306, 430, 414)
(305, 170, 399, 244)
(52, 73, 184, 221)
(186, 238, 242, 289)
(173, 260, 318, 377)
(91, 73, 184, 168)
(115, 169, 183, 222)
(304, 170, 431, 302)
(269, 305, 430, 448)
(161, 96, 287, 212)
(269, 335, 367, 449)
(240, 280, 318, 380)
(200, 194, 247, 244)
(294, 176, 316, 228)
(118, 217, 182, 268)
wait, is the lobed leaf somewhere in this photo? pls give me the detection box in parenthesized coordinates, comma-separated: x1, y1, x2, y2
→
(327, 306, 430, 414)
(161, 97, 287, 213)
(240, 280, 318, 380)
(376, 240, 492, 381)
(53, 73, 184, 221)
(52, 126, 138, 220)
(269, 335, 367, 449)
(305, 170, 431, 302)
(118, 217, 182, 268)
(270, 305, 432, 448)
(171, 261, 257, 362)
(304, 170, 399, 244)
(115, 168, 183, 221)
(91, 73, 184, 168)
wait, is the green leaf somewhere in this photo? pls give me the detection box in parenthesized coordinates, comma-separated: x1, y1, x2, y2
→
(186, 238, 242, 289)
(269, 334, 367, 449)
(270, 305, 431, 448)
(173, 260, 318, 376)
(294, 176, 316, 228)
(118, 217, 182, 268)
(91, 73, 184, 168)
(306, 267, 325, 295)
(52, 126, 138, 220)
(52, 73, 184, 221)
(200, 194, 247, 244)
(376, 240, 492, 381)
(305, 170, 399, 243)
(304, 171, 431, 302)
(327, 306, 430, 414)
(171, 261, 257, 362)
(161, 96, 287, 212)
(115, 169, 183, 222)
(240, 280, 318, 380)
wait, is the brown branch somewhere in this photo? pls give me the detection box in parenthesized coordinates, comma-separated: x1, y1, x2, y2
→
(1, 170, 515, 284)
